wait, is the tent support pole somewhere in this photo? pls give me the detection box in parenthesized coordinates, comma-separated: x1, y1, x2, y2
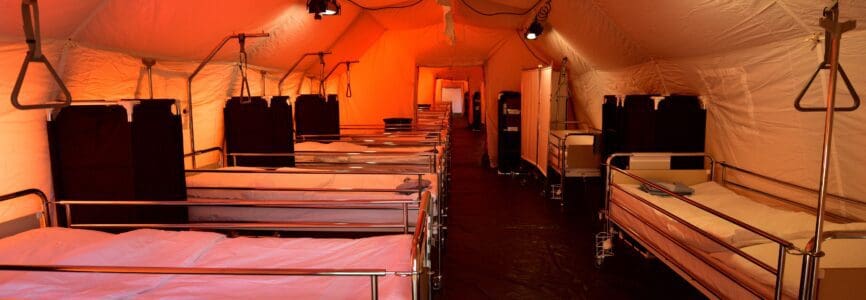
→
(142, 58, 156, 99)
(413, 66, 420, 125)
(320, 61, 359, 97)
(187, 32, 269, 168)
(798, 2, 857, 299)
(277, 51, 331, 96)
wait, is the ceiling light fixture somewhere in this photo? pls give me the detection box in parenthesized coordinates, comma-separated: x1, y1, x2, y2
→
(307, 0, 341, 20)
(524, 0, 551, 40)
(525, 19, 543, 40)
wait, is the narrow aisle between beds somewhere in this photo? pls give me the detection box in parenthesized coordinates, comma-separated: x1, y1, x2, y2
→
(438, 119, 704, 299)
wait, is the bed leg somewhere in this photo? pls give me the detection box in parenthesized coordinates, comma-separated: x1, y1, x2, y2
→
(371, 275, 379, 300)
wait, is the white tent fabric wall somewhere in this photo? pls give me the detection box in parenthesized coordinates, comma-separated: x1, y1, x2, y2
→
(0, 0, 862, 213)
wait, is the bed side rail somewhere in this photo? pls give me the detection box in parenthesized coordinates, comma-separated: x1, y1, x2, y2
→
(57, 197, 425, 234)
(409, 192, 432, 298)
(0, 188, 50, 233)
(0, 265, 389, 300)
(184, 147, 225, 167)
(718, 162, 866, 222)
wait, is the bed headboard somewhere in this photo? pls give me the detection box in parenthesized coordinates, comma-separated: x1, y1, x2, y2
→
(608, 152, 713, 186)
(0, 189, 49, 239)
(611, 169, 711, 186)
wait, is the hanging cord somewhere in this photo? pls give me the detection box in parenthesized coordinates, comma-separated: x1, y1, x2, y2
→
(459, 0, 544, 16)
(237, 34, 253, 104)
(345, 63, 353, 98)
(518, 30, 548, 63)
(343, 0, 423, 10)
(535, 0, 551, 21)
(318, 52, 327, 97)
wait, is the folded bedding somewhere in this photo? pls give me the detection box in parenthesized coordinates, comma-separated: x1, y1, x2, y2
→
(639, 181, 694, 196)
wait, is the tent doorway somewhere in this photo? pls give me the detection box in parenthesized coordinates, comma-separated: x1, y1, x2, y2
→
(416, 65, 485, 126)
(442, 87, 465, 114)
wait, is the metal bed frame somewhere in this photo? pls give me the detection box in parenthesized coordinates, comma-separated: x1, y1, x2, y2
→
(597, 152, 866, 299)
(546, 129, 601, 203)
(597, 4, 861, 299)
(181, 164, 448, 289)
(0, 188, 432, 300)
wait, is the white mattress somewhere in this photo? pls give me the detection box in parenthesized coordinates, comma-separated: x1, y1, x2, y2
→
(0, 228, 412, 299)
(186, 167, 436, 224)
(615, 182, 856, 251)
(138, 234, 412, 299)
(710, 238, 866, 298)
(0, 228, 226, 299)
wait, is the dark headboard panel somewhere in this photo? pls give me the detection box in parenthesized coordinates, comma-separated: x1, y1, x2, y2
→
(223, 96, 295, 167)
(602, 95, 706, 169)
(49, 100, 187, 225)
(295, 94, 339, 138)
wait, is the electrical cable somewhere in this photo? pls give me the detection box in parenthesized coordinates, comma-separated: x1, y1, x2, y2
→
(517, 30, 547, 64)
(343, 0, 424, 11)
(459, 0, 543, 16)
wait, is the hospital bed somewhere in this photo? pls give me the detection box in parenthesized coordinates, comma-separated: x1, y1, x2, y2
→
(547, 129, 601, 203)
(597, 153, 866, 299)
(181, 156, 447, 289)
(0, 188, 432, 299)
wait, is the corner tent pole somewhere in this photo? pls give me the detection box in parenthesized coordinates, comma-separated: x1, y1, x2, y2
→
(11, 0, 72, 110)
(187, 32, 269, 168)
(277, 51, 332, 96)
(142, 58, 156, 99)
(798, 3, 857, 299)
(413, 66, 420, 125)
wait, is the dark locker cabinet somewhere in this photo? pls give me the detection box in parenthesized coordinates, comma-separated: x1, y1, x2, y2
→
(497, 91, 521, 173)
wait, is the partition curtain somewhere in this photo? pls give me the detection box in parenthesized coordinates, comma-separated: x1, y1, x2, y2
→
(520, 67, 552, 175)
(537, 67, 552, 174)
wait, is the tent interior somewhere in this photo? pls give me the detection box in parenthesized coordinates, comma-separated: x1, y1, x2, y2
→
(1, 0, 865, 298)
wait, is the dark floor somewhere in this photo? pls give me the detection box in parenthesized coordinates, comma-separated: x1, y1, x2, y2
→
(436, 118, 705, 299)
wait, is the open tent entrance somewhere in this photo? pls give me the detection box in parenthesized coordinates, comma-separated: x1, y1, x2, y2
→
(436, 79, 469, 115)
(416, 65, 485, 125)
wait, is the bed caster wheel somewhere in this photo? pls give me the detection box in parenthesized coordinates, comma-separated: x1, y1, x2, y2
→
(595, 257, 605, 268)
(432, 275, 442, 290)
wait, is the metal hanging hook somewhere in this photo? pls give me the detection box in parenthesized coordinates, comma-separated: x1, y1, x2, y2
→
(11, 0, 72, 110)
(792, 2, 859, 112)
